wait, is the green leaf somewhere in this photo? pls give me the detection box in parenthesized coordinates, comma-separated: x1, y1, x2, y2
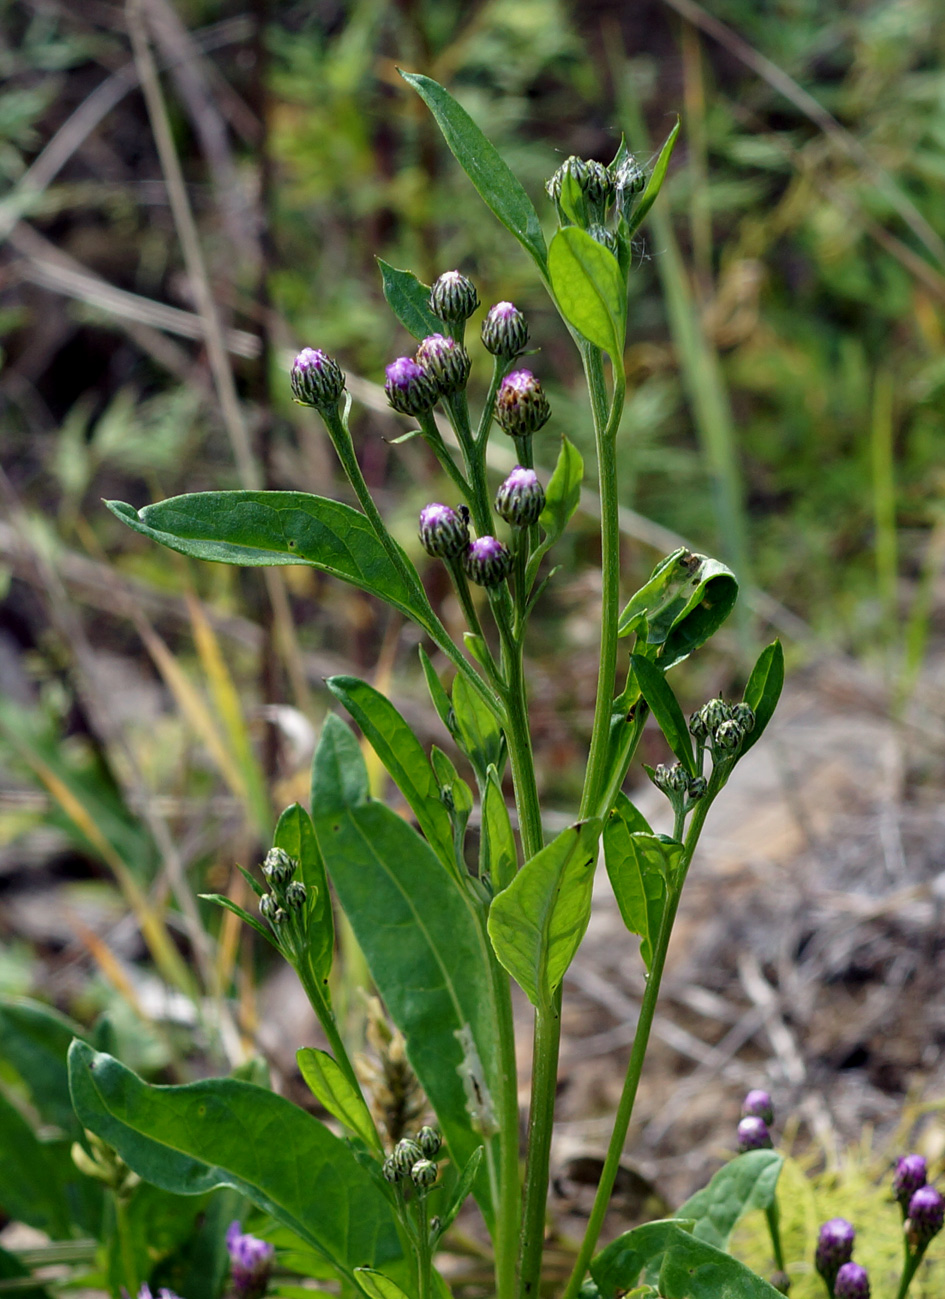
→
(199, 893, 275, 945)
(0, 1089, 71, 1236)
(377, 260, 442, 340)
(592, 1219, 783, 1299)
(602, 814, 678, 972)
(354, 1269, 412, 1299)
(435, 1145, 484, 1239)
(625, 119, 680, 240)
(481, 766, 517, 894)
(0, 997, 89, 1137)
(0, 1241, 50, 1299)
(549, 227, 626, 362)
(525, 437, 584, 590)
(618, 548, 738, 669)
(274, 803, 334, 987)
(742, 641, 784, 756)
(106, 494, 434, 631)
(418, 647, 455, 737)
(630, 655, 695, 775)
(68, 1043, 401, 1280)
(311, 800, 500, 1217)
(297, 1048, 381, 1153)
(326, 676, 455, 872)
(675, 1150, 784, 1251)
(401, 73, 547, 272)
(311, 714, 370, 817)
(487, 818, 602, 1010)
(451, 672, 503, 781)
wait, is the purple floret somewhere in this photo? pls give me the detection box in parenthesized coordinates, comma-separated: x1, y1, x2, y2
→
(226, 1222, 274, 1299)
(835, 1262, 870, 1298)
(386, 356, 426, 388)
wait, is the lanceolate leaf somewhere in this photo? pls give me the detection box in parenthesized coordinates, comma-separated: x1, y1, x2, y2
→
(326, 676, 455, 871)
(401, 72, 547, 272)
(603, 815, 678, 972)
(487, 818, 602, 1010)
(481, 766, 517, 893)
(297, 1048, 381, 1152)
(377, 260, 442, 341)
(674, 1150, 784, 1251)
(106, 494, 434, 632)
(548, 227, 626, 361)
(742, 641, 784, 756)
(68, 1043, 401, 1280)
(540, 436, 583, 546)
(626, 119, 681, 240)
(451, 672, 503, 781)
(630, 655, 695, 775)
(273, 803, 334, 988)
(354, 1269, 412, 1299)
(618, 548, 738, 669)
(0, 997, 89, 1137)
(0, 1089, 71, 1236)
(311, 714, 370, 817)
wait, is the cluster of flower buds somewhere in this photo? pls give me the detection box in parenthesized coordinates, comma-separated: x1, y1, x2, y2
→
(382, 1129, 442, 1193)
(546, 149, 648, 235)
(649, 761, 707, 808)
(226, 1222, 275, 1299)
(689, 698, 754, 758)
(258, 847, 306, 933)
(736, 1089, 776, 1152)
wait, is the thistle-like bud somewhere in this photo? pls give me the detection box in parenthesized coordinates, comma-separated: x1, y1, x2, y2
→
(411, 1158, 438, 1190)
(391, 1138, 424, 1179)
(263, 847, 296, 889)
(290, 348, 346, 411)
(463, 536, 512, 588)
(382, 1155, 404, 1183)
(742, 1089, 774, 1127)
(417, 1125, 442, 1159)
(226, 1221, 275, 1299)
(495, 370, 551, 439)
(419, 503, 470, 559)
(588, 222, 617, 255)
(835, 1263, 870, 1299)
(701, 698, 731, 731)
(546, 155, 588, 204)
(430, 270, 479, 325)
(737, 1115, 772, 1152)
(906, 1185, 945, 1251)
(495, 467, 545, 527)
(689, 710, 709, 741)
(582, 160, 615, 209)
(893, 1154, 928, 1211)
(285, 880, 307, 911)
(714, 719, 744, 752)
(614, 155, 647, 219)
(385, 356, 439, 416)
(652, 763, 690, 796)
(815, 1219, 855, 1287)
(272, 907, 288, 926)
(259, 894, 277, 922)
(481, 301, 529, 358)
(416, 334, 471, 396)
(731, 702, 756, 733)
(687, 776, 708, 801)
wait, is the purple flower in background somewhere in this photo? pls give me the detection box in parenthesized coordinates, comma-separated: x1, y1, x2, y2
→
(835, 1262, 870, 1298)
(892, 1154, 928, 1212)
(741, 1089, 774, 1127)
(737, 1115, 772, 1152)
(815, 1218, 855, 1288)
(226, 1222, 274, 1299)
(906, 1184, 945, 1252)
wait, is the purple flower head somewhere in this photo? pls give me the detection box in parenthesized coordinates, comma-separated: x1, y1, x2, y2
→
(418, 502, 469, 559)
(815, 1219, 855, 1285)
(481, 301, 529, 357)
(835, 1262, 870, 1299)
(893, 1154, 928, 1210)
(737, 1115, 772, 1152)
(495, 466, 545, 527)
(741, 1089, 774, 1126)
(415, 333, 470, 395)
(290, 347, 345, 410)
(226, 1222, 274, 1299)
(906, 1184, 945, 1251)
(463, 535, 512, 588)
(384, 356, 438, 416)
(495, 370, 551, 439)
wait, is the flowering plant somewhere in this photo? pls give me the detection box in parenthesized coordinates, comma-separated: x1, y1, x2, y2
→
(64, 74, 795, 1299)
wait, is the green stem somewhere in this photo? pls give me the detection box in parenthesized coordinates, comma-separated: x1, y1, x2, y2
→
(296, 958, 373, 1118)
(896, 1243, 923, 1299)
(113, 1194, 139, 1297)
(417, 411, 474, 501)
(417, 1195, 432, 1299)
(476, 358, 510, 448)
(561, 795, 714, 1299)
(488, 936, 521, 1299)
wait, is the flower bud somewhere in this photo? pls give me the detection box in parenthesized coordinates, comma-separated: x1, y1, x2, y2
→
(689, 710, 709, 741)
(417, 1125, 442, 1159)
(652, 763, 690, 797)
(714, 719, 743, 752)
(391, 1137, 424, 1177)
(737, 1115, 772, 1152)
(741, 1089, 774, 1127)
(419, 503, 470, 559)
(263, 847, 296, 889)
(259, 894, 277, 922)
(582, 160, 615, 209)
(495, 370, 551, 439)
(481, 301, 529, 358)
(731, 702, 756, 733)
(272, 907, 288, 926)
(815, 1219, 855, 1287)
(893, 1154, 928, 1210)
(416, 334, 471, 396)
(770, 1271, 791, 1295)
(430, 270, 479, 325)
(285, 880, 307, 911)
(385, 356, 439, 416)
(411, 1158, 438, 1190)
(700, 698, 731, 731)
(226, 1221, 274, 1299)
(290, 348, 346, 411)
(686, 776, 708, 801)
(382, 1154, 404, 1183)
(495, 467, 545, 527)
(463, 536, 512, 588)
(906, 1185, 945, 1251)
(835, 1263, 870, 1299)
(588, 223, 617, 255)
(615, 156, 647, 219)
(546, 156, 588, 204)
